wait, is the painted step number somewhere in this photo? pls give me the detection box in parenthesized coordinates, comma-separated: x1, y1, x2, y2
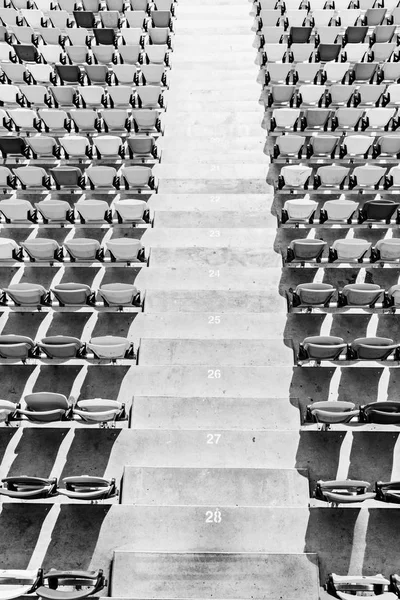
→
(205, 508, 222, 523)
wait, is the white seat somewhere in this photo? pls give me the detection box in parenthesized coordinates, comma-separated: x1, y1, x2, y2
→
(14, 166, 47, 187)
(0, 199, 33, 222)
(93, 135, 122, 157)
(112, 64, 137, 84)
(143, 43, 168, 64)
(60, 136, 89, 158)
(0, 239, 19, 260)
(323, 199, 358, 221)
(121, 165, 152, 188)
(75, 200, 109, 222)
(343, 135, 373, 157)
(78, 86, 105, 108)
(7, 108, 37, 130)
(64, 238, 101, 260)
(375, 238, 400, 260)
(331, 238, 371, 260)
(114, 199, 146, 221)
(22, 238, 60, 260)
(106, 238, 142, 260)
(284, 199, 317, 221)
(343, 43, 368, 63)
(298, 84, 324, 106)
(353, 165, 386, 187)
(35, 200, 72, 222)
(273, 108, 300, 130)
(324, 61, 350, 83)
(337, 9, 361, 26)
(264, 43, 287, 62)
(281, 165, 312, 187)
(86, 166, 117, 188)
(98, 283, 138, 305)
(87, 336, 130, 359)
(365, 108, 396, 129)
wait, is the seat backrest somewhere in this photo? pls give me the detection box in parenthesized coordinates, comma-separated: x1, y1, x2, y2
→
(332, 238, 371, 259)
(86, 166, 117, 187)
(353, 165, 386, 186)
(281, 165, 312, 186)
(317, 165, 349, 185)
(324, 199, 358, 220)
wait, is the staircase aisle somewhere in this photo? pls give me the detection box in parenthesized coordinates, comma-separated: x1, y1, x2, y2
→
(114, 1, 320, 599)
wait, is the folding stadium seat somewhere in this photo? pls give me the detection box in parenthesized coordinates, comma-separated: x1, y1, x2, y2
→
(59, 136, 90, 159)
(139, 64, 167, 86)
(136, 86, 165, 109)
(286, 9, 309, 27)
(298, 336, 347, 361)
(258, 8, 282, 27)
(76, 86, 106, 109)
(359, 199, 399, 223)
(10, 25, 35, 43)
(83, 64, 110, 85)
(12, 42, 41, 64)
(362, 108, 396, 131)
(126, 135, 157, 160)
(354, 84, 386, 108)
(35, 200, 74, 224)
(0, 84, 22, 108)
(370, 42, 396, 63)
(13, 166, 50, 190)
(37, 108, 71, 136)
(371, 24, 396, 43)
(142, 44, 169, 65)
(265, 63, 292, 85)
(0, 238, 21, 260)
(0, 199, 36, 223)
(108, 86, 135, 108)
(27, 64, 55, 85)
(376, 482, 400, 504)
(130, 0, 150, 8)
(257, 26, 285, 46)
(2, 283, 48, 307)
(278, 165, 312, 189)
(75, 199, 112, 223)
(73, 10, 96, 27)
(312, 9, 336, 26)
(380, 62, 400, 83)
(0, 8, 18, 26)
(120, 165, 155, 190)
(87, 335, 131, 359)
(37, 26, 64, 45)
(0, 42, 11, 63)
(153, 0, 175, 9)
(372, 238, 400, 262)
(93, 135, 124, 158)
(36, 570, 106, 600)
(384, 85, 400, 108)
(351, 165, 386, 189)
(307, 135, 338, 159)
(293, 63, 320, 85)
(288, 26, 313, 43)
(38, 335, 84, 358)
(266, 85, 296, 107)
(123, 10, 147, 28)
(297, 84, 324, 107)
(301, 110, 332, 133)
(291, 283, 335, 307)
(65, 44, 89, 64)
(67, 27, 90, 45)
(114, 198, 147, 222)
(22, 238, 62, 261)
(350, 62, 379, 84)
(49, 10, 72, 29)
(0, 335, 35, 360)
(49, 86, 76, 108)
(332, 107, 364, 131)
(290, 43, 315, 63)
(112, 64, 137, 85)
(20, 8, 46, 28)
(132, 108, 162, 133)
(55, 64, 83, 85)
(0, 63, 28, 85)
(361, 401, 400, 424)
(0, 137, 28, 159)
(72, 398, 126, 424)
(306, 400, 359, 425)
(0, 476, 55, 499)
(340, 283, 385, 307)
(17, 392, 71, 422)
(93, 28, 115, 47)
(286, 238, 326, 263)
(263, 43, 288, 62)
(314, 165, 350, 188)
(326, 574, 392, 599)
(316, 26, 341, 44)
(151, 9, 173, 29)
(322, 61, 350, 85)
(86, 165, 118, 189)
(7, 108, 38, 133)
(58, 475, 117, 499)
(106, 238, 143, 261)
(102, 108, 131, 132)
(344, 25, 368, 45)
(281, 199, 317, 224)
(92, 45, 116, 64)
(329, 238, 371, 262)
(98, 282, 139, 306)
(82, 0, 101, 10)
(70, 108, 100, 132)
(364, 7, 387, 25)
(273, 134, 305, 159)
(314, 480, 375, 505)
(350, 337, 398, 360)
(342, 43, 369, 63)
(64, 238, 102, 261)
(374, 134, 400, 158)
(18, 84, 48, 108)
(270, 108, 300, 132)
(120, 28, 143, 48)
(118, 43, 142, 65)
(320, 199, 358, 223)
(317, 44, 341, 62)
(339, 135, 373, 159)
(51, 283, 94, 305)
(337, 9, 362, 26)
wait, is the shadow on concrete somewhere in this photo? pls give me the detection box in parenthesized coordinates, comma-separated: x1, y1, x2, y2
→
(0, 429, 18, 464)
(348, 432, 399, 483)
(8, 429, 69, 478)
(364, 509, 400, 575)
(79, 366, 131, 400)
(34, 366, 83, 397)
(336, 368, 384, 404)
(0, 366, 37, 401)
(0, 504, 52, 568)
(295, 431, 346, 492)
(289, 366, 336, 402)
(60, 429, 122, 480)
(42, 504, 112, 571)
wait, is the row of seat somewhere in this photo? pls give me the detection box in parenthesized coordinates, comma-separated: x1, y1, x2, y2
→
(287, 282, 400, 310)
(265, 84, 400, 108)
(277, 164, 400, 191)
(0, 334, 136, 360)
(0, 164, 157, 190)
(255, 8, 399, 29)
(254, 0, 400, 10)
(326, 572, 400, 600)
(306, 399, 400, 425)
(314, 479, 400, 505)
(0, 235, 146, 261)
(1, 394, 127, 424)
(1, 0, 172, 12)
(0, 569, 105, 600)
(286, 237, 400, 264)
(0, 134, 159, 161)
(261, 61, 400, 85)
(258, 45, 399, 65)
(0, 474, 117, 498)
(297, 335, 400, 362)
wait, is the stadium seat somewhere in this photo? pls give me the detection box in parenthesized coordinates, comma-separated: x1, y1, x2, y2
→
(342, 42, 368, 63)
(351, 165, 386, 189)
(298, 335, 348, 362)
(64, 238, 102, 261)
(375, 482, 400, 504)
(35, 570, 105, 600)
(317, 43, 341, 62)
(358, 200, 399, 223)
(38, 335, 84, 358)
(13, 166, 50, 189)
(361, 401, 400, 424)
(127, 135, 158, 160)
(265, 62, 292, 85)
(306, 400, 359, 425)
(339, 135, 373, 159)
(26, 136, 58, 159)
(99, 10, 120, 27)
(139, 64, 167, 86)
(349, 337, 398, 360)
(370, 42, 395, 62)
(65, 44, 89, 64)
(362, 108, 396, 131)
(101, 109, 131, 132)
(112, 64, 137, 84)
(314, 480, 375, 505)
(98, 282, 140, 305)
(339, 284, 384, 308)
(75, 200, 112, 223)
(326, 574, 392, 599)
(51, 283, 94, 306)
(120, 165, 155, 190)
(266, 85, 296, 108)
(373, 239, 400, 262)
(93, 135, 124, 158)
(131, 108, 162, 133)
(50, 166, 85, 189)
(58, 475, 117, 499)
(49, 87, 76, 108)
(0, 63, 28, 85)
(0, 238, 21, 260)
(38, 108, 70, 133)
(0, 569, 43, 599)
(19, 85, 50, 108)
(59, 136, 91, 159)
(7, 108, 38, 133)
(55, 64, 83, 85)
(291, 283, 336, 307)
(263, 43, 288, 62)
(323, 62, 350, 85)
(0, 476, 57, 499)
(0, 137, 28, 159)
(123, 10, 147, 28)
(135, 85, 164, 108)
(281, 199, 317, 223)
(297, 84, 324, 107)
(316, 27, 341, 45)
(87, 335, 132, 359)
(73, 9, 96, 27)
(314, 165, 350, 189)
(302, 108, 331, 131)
(329, 238, 371, 262)
(286, 238, 326, 263)
(307, 135, 338, 159)
(106, 238, 144, 262)
(92, 45, 116, 64)
(35, 200, 74, 224)
(21, 238, 62, 262)
(72, 398, 126, 424)
(320, 199, 358, 223)
(273, 134, 305, 159)
(354, 85, 386, 108)
(277, 165, 312, 189)
(0, 335, 35, 360)
(85, 165, 118, 189)
(151, 10, 173, 29)
(2, 283, 48, 306)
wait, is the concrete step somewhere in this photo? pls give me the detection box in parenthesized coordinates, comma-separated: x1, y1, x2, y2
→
(131, 397, 299, 430)
(142, 228, 273, 248)
(148, 194, 270, 212)
(174, 23, 253, 34)
(151, 211, 274, 228)
(167, 89, 262, 101)
(154, 164, 266, 181)
(172, 55, 256, 66)
(160, 151, 264, 163)
(143, 290, 280, 313)
(121, 467, 309, 506)
(163, 112, 263, 126)
(137, 339, 292, 366)
(160, 124, 264, 138)
(148, 248, 281, 267)
(111, 552, 320, 600)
